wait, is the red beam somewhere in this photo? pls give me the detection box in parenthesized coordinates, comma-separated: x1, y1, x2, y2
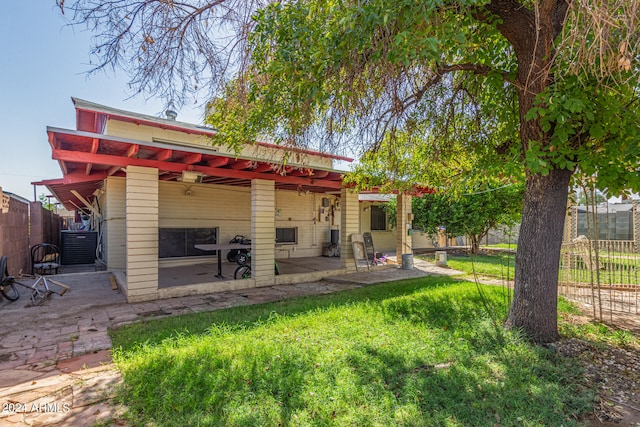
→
(85, 138, 100, 175)
(52, 149, 344, 189)
(207, 157, 229, 167)
(228, 159, 253, 170)
(324, 172, 343, 180)
(33, 172, 108, 186)
(90, 138, 100, 153)
(251, 163, 274, 173)
(290, 168, 313, 177)
(159, 172, 179, 181)
(313, 170, 330, 178)
(107, 166, 122, 176)
(126, 144, 139, 158)
(182, 153, 202, 165)
(48, 132, 59, 150)
(154, 149, 173, 161)
(58, 160, 68, 176)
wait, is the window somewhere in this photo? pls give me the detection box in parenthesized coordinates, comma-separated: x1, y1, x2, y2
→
(370, 205, 387, 231)
(276, 227, 297, 244)
(159, 227, 217, 258)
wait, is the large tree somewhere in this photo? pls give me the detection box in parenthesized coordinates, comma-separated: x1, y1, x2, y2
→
(59, 0, 640, 343)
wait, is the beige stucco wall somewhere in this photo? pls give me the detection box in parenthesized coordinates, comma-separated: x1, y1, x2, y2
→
(101, 177, 343, 270)
(358, 201, 434, 253)
(275, 192, 341, 258)
(159, 181, 251, 251)
(103, 177, 126, 269)
(125, 166, 159, 300)
(358, 201, 396, 252)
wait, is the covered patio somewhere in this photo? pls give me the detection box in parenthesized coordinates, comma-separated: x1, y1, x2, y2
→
(33, 98, 416, 302)
(158, 255, 344, 290)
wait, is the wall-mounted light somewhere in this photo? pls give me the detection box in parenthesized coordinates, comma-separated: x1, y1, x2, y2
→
(181, 170, 203, 183)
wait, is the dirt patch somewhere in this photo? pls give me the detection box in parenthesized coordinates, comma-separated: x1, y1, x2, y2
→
(551, 333, 640, 426)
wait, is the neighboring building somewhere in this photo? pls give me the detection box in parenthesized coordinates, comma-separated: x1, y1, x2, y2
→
(571, 203, 636, 241)
(34, 98, 417, 302)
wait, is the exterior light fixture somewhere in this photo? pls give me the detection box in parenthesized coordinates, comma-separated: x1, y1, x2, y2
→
(181, 170, 203, 183)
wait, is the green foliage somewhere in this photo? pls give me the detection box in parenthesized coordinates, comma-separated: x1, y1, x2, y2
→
(111, 277, 593, 426)
(208, 0, 521, 175)
(525, 75, 640, 191)
(38, 193, 56, 211)
(408, 184, 524, 252)
(207, 1, 640, 197)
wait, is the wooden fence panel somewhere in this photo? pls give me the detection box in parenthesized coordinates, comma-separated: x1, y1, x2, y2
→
(0, 190, 30, 275)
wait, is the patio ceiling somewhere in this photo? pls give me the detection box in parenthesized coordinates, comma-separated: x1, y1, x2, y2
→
(34, 127, 347, 211)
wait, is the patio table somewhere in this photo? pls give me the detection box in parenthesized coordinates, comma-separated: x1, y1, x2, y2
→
(195, 243, 251, 279)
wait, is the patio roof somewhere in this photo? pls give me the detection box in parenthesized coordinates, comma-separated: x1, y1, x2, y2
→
(33, 98, 353, 211)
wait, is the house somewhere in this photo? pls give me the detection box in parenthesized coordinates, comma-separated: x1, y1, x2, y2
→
(358, 194, 436, 252)
(34, 98, 415, 302)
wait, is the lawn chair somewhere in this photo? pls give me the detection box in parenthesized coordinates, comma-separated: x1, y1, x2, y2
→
(31, 243, 60, 275)
(351, 234, 370, 271)
(363, 232, 386, 266)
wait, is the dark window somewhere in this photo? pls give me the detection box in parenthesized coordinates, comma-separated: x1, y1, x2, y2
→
(159, 227, 217, 258)
(276, 227, 297, 244)
(370, 205, 387, 231)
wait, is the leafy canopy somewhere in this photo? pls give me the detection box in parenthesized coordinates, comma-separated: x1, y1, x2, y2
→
(206, 0, 639, 193)
(413, 184, 524, 250)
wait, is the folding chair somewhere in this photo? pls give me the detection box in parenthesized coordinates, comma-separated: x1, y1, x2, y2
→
(351, 234, 370, 271)
(363, 232, 386, 266)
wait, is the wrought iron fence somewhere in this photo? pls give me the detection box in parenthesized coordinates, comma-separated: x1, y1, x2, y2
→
(559, 238, 639, 321)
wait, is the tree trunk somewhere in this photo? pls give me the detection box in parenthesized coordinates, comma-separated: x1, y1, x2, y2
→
(506, 168, 572, 343)
(469, 234, 480, 254)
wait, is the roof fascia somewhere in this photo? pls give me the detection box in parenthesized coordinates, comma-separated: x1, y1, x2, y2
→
(47, 127, 345, 174)
(70, 97, 353, 162)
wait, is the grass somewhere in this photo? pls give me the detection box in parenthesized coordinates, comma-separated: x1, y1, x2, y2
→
(111, 276, 597, 426)
(482, 243, 518, 250)
(426, 252, 640, 286)
(418, 253, 516, 279)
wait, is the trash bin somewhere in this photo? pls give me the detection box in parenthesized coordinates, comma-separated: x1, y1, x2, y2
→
(401, 254, 413, 270)
(435, 251, 448, 267)
(330, 229, 339, 244)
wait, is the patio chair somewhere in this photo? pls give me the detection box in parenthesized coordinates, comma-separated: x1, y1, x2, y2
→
(363, 232, 386, 265)
(351, 234, 370, 271)
(30, 243, 60, 275)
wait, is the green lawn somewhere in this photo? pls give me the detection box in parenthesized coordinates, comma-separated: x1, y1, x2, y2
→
(426, 252, 640, 286)
(419, 253, 516, 279)
(111, 277, 597, 426)
(482, 243, 518, 250)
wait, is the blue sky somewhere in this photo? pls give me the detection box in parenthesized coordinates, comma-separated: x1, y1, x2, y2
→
(0, 3, 203, 200)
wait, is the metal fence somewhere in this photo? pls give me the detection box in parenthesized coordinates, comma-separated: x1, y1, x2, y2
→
(559, 238, 639, 321)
